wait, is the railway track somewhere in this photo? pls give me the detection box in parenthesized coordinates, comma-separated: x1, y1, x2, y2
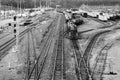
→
(0, 15, 51, 59)
(0, 14, 49, 40)
(91, 43, 113, 80)
(26, 14, 61, 80)
(72, 40, 92, 80)
(81, 30, 112, 80)
(70, 30, 111, 80)
(83, 30, 111, 65)
(0, 28, 29, 59)
(0, 32, 13, 39)
(89, 17, 118, 29)
(51, 14, 65, 80)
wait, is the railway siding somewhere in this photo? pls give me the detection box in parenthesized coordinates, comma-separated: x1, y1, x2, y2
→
(25, 13, 65, 80)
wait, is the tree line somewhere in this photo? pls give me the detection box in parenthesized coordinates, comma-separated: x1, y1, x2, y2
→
(0, 0, 120, 9)
(1, 0, 53, 8)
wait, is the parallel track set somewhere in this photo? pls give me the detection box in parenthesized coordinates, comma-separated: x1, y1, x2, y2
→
(0, 12, 117, 80)
(0, 15, 50, 59)
(26, 15, 57, 80)
(26, 14, 66, 80)
(0, 28, 29, 59)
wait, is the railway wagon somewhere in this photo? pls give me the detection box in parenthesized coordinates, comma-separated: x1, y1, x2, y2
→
(108, 14, 120, 21)
(71, 13, 84, 26)
(82, 13, 88, 18)
(69, 24, 78, 40)
(72, 19, 84, 26)
(98, 15, 108, 22)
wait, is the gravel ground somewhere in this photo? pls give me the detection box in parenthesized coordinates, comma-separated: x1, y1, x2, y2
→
(78, 18, 103, 32)
(89, 29, 120, 80)
(64, 39, 78, 80)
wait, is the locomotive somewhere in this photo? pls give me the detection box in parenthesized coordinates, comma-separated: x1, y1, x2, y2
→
(65, 13, 84, 40)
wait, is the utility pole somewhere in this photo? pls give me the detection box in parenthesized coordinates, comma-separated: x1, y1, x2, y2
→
(50, 0, 51, 8)
(46, 1, 47, 8)
(0, 0, 1, 10)
(20, 0, 22, 13)
(0, 0, 1, 18)
(34, 0, 36, 8)
(40, 0, 42, 8)
(17, 0, 19, 14)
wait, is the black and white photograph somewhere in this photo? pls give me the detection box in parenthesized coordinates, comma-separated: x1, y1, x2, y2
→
(0, 0, 120, 80)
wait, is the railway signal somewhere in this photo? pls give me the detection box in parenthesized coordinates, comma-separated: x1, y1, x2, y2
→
(13, 16, 20, 52)
(13, 16, 17, 37)
(13, 24, 17, 37)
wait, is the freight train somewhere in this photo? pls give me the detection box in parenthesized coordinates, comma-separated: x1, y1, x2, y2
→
(75, 9, 120, 21)
(64, 12, 84, 40)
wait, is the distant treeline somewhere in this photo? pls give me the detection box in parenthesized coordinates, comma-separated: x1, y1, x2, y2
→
(60, 1, 120, 8)
(1, 0, 50, 9)
(79, 1, 120, 5)
(0, 0, 120, 9)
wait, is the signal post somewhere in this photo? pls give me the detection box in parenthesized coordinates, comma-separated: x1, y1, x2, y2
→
(13, 16, 20, 53)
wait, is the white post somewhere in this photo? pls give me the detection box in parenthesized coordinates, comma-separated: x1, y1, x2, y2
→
(16, 21, 19, 50)
(34, 0, 36, 8)
(50, 0, 51, 8)
(0, 0, 1, 8)
(20, 0, 22, 14)
(40, 0, 41, 9)
(46, 1, 47, 8)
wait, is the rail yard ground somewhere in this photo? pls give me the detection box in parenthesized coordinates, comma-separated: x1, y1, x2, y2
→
(0, 7, 120, 80)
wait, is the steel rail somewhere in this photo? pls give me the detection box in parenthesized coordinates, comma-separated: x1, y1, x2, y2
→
(71, 30, 111, 80)
(82, 30, 112, 80)
(52, 14, 64, 80)
(89, 17, 118, 29)
(27, 23, 54, 79)
(0, 14, 49, 40)
(0, 14, 51, 59)
(72, 40, 92, 80)
(83, 30, 111, 66)
(27, 15, 59, 80)
(0, 32, 13, 40)
(92, 43, 113, 80)
(36, 22, 57, 80)
(0, 28, 30, 59)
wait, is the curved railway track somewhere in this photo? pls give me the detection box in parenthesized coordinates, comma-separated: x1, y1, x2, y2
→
(90, 17, 118, 29)
(91, 42, 113, 80)
(83, 30, 111, 65)
(70, 30, 111, 80)
(81, 30, 112, 80)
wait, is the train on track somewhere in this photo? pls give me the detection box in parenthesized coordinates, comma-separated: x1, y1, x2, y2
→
(68, 8, 120, 22)
(65, 12, 84, 40)
(81, 11, 120, 22)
